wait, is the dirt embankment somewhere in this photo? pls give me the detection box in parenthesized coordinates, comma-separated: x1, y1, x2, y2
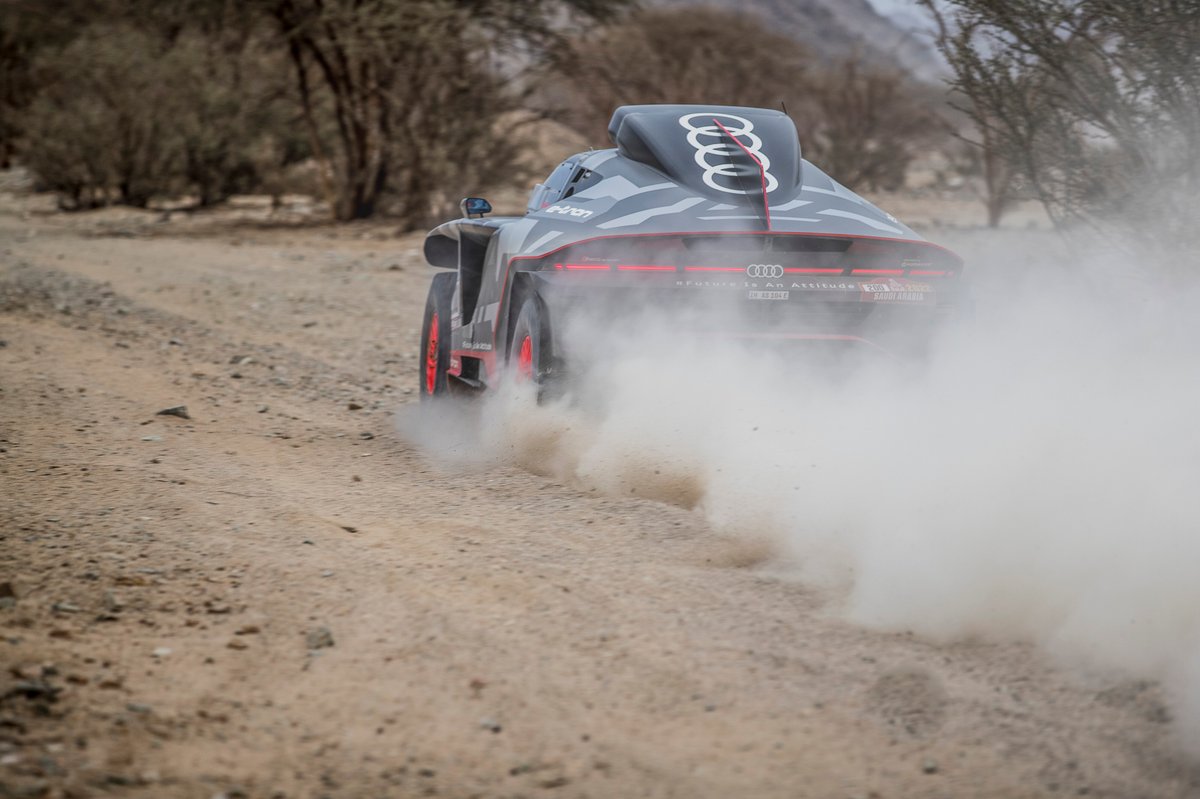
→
(1, 194, 1197, 798)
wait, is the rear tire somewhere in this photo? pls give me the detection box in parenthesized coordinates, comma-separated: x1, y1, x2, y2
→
(419, 272, 455, 400)
(509, 294, 554, 390)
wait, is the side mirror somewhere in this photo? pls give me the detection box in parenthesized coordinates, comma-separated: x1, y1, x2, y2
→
(460, 197, 491, 218)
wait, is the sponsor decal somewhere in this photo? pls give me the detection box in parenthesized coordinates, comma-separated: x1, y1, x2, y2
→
(543, 204, 593, 219)
(748, 290, 789, 301)
(746, 263, 784, 278)
(860, 278, 933, 302)
(678, 113, 779, 195)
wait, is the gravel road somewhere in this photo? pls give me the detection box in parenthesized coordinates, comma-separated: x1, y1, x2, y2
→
(1, 192, 1196, 798)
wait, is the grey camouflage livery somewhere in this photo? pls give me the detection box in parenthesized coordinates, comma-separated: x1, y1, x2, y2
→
(420, 104, 964, 393)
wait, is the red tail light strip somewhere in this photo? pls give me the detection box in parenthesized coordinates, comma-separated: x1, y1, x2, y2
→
(556, 264, 953, 277)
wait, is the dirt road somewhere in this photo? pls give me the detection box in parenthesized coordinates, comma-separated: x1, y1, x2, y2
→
(1, 192, 1196, 799)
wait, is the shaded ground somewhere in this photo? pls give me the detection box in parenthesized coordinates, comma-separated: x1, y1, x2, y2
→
(1, 191, 1196, 799)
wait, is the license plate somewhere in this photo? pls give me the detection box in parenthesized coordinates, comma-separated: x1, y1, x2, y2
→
(748, 290, 789, 301)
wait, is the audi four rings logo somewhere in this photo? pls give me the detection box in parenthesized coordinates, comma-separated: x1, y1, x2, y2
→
(679, 113, 779, 195)
(746, 264, 784, 278)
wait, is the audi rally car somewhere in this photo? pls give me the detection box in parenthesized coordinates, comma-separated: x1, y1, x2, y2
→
(419, 104, 964, 397)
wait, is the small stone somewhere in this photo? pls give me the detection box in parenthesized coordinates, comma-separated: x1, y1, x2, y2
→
(126, 702, 152, 714)
(347, 402, 363, 411)
(52, 601, 82, 613)
(339, 525, 357, 533)
(256, 405, 269, 413)
(479, 717, 502, 733)
(226, 639, 248, 650)
(305, 626, 334, 650)
(229, 355, 253, 365)
(922, 758, 939, 774)
(156, 405, 190, 420)
(359, 432, 374, 440)
(235, 625, 260, 635)
(152, 647, 172, 658)
(140, 435, 163, 442)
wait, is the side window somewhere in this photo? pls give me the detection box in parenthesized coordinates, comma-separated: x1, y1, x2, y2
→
(527, 160, 576, 212)
(561, 167, 601, 199)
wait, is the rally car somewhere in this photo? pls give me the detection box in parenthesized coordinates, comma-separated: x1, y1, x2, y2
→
(419, 104, 964, 397)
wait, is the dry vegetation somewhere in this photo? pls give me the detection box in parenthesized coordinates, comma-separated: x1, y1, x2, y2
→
(1, 1, 1195, 233)
(921, 0, 1200, 243)
(2, 0, 965, 230)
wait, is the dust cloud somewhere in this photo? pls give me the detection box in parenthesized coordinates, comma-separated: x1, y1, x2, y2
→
(399, 231, 1200, 753)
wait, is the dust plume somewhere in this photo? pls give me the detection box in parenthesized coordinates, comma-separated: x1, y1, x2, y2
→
(399, 230, 1200, 753)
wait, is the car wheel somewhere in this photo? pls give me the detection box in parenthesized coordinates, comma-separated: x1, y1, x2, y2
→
(510, 294, 554, 388)
(419, 271, 455, 400)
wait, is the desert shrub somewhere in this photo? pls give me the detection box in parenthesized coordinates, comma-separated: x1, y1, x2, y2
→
(164, 34, 305, 206)
(23, 26, 179, 208)
(21, 18, 301, 210)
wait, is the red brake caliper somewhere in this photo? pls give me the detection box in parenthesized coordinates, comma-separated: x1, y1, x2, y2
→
(425, 312, 439, 394)
(517, 335, 534, 381)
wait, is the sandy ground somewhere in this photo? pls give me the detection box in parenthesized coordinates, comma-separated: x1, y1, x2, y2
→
(1, 188, 1197, 799)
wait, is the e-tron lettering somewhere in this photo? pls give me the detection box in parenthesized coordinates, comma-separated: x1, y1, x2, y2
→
(543, 204, 594, 219)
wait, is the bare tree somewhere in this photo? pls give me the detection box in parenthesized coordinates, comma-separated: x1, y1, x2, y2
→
(919, 0, 1200, 241)
(20, 11, 301, 211)
(800, 58, 939, 192)
(265, 0, 632, 225)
